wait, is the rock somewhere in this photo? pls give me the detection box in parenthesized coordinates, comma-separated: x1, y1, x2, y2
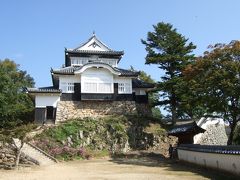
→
(0, 153, 5, 159)
(67, 137, 73, 146)
(6, 154, 15, 158)
(55, 101, 151, 123)
(9, 157, 15, 163)
(3, 157, 8, 162)
(79, 130, 84, 139)
(122, 140, 130, 153)
(86, 137, 91, 145)
(196, 124, 228, 145)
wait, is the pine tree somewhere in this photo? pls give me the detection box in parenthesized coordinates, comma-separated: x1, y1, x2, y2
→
(141, 22, 196, 123)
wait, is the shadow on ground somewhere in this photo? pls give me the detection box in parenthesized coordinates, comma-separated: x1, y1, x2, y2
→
(110, 151, 238, 180)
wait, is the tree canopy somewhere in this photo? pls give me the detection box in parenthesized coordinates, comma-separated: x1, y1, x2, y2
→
(142, 22, 196, 123)
(0, 59, 35, 128)
(130, 66, 162, 119)
(183, 41, 240, 144)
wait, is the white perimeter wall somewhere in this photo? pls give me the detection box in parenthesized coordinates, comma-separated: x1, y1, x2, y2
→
(35, 95, 60, 108)
(178, 149, 240, 175)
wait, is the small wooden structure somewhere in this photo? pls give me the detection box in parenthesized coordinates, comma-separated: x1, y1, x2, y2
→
(168, 121, 205, 144)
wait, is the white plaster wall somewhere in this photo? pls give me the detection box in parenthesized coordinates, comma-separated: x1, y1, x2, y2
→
(114, 77, 132, 94)
(35, 95, 60, 108)
(59, 75, 81, 83)
(81, 68, 114, 93)
(59, 75, 81, 93)
(178, 149, 240, 175)
(114, 77, 132, 84)
(70, 57, 118, 67)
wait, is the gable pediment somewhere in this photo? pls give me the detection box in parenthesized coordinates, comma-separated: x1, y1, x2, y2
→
(75, 35, 112, 52)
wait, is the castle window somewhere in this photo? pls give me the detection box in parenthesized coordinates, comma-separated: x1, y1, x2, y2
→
(60, 82, 74, 93)
(83, 82, 112, 93)
(118, 83, 131, 94)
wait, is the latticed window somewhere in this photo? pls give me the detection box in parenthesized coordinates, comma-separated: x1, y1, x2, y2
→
(118, 83, 131, 94)
(98, 83, 112, 93)
(61, 82, 74, 93)
(83, 82, 112, 93)
(83, 82, 97, 93)
(118, 83, 125, 93)
(71, 57, 88, 66)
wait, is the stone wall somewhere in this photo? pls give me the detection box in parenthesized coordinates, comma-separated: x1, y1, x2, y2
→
(56, 101, 152, 123)
(0, 142, 38, 168)
(195, 124, 228, 145)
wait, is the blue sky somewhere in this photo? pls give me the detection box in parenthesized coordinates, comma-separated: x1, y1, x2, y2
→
(1, 0, 240, 87)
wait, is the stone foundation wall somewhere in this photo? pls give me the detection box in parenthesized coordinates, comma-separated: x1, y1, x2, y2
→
(56, 101, 152, 123)
(195, 124, 228, 145)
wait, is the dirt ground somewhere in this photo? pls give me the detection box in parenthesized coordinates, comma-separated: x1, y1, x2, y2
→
(0, 152, 238, 180)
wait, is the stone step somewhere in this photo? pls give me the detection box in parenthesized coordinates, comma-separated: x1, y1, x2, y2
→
(13, 138, 57, 166)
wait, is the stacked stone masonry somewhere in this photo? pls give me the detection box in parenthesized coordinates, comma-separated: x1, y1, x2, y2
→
(195, 124, 228, 145)
(56, 101, 152, 123)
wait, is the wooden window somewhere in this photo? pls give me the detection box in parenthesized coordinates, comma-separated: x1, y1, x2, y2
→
(98, 83, 112, 93)
(84, 82, 97, 93)
(60, 82, 74, 93)
(83, 82, 112, 93)
(118, 83, 131, 94)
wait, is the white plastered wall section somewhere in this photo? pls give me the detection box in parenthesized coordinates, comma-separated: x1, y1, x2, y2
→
(178, 149, 240, 175)
(114, 77, 132, 94)
(59, 74, 81, 83)
(35, 95, 60, 108)
(59, 74, 81, 93)
(81, 68, 114, 93)
(57, 68, 134, 94)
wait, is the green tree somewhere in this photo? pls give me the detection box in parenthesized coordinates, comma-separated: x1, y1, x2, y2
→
(0, 59, 35, 128)
(184, 41, 240, 145)
(138, 70, 162, 119)
(130, 66, 162, 119)
(141, 22, 196, 123)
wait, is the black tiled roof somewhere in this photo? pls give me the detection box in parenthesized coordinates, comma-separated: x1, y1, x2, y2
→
(66, 34, 124, 56)
(26, 87, 61, 93)
(168, 121, 205, 135)
(74, 34, 114, 51)
(51, 63, 139, 77)
(132, 79, 155, 88)
(115, 68, 139, 77)
(178, 144, 240, 155)
(51, 66, 77, 75)
(66, 49, 124, 56)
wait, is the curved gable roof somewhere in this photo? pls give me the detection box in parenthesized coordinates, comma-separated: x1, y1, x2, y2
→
(74, 62, 121, 75)
(51, 62, 139, 77)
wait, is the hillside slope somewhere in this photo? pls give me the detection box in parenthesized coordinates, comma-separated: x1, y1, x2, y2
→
(31, 115, 177, 160)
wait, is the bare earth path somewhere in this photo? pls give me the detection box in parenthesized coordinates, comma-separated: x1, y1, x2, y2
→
(0, 152, 238, 180)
